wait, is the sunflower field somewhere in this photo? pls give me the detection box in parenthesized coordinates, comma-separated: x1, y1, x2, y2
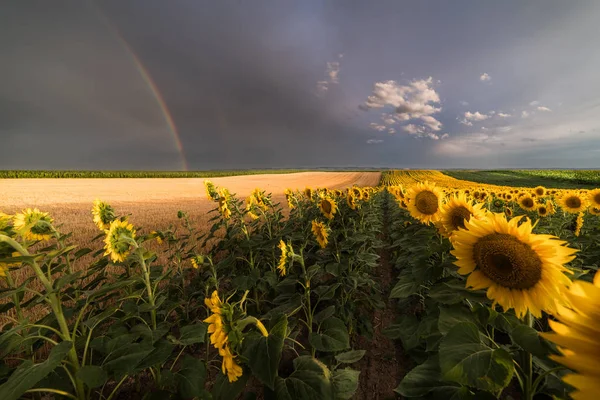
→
(1, 170, 600, 399)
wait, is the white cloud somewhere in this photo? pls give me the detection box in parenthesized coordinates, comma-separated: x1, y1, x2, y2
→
(369, 123, 387, 132)
(480, 73, 491, 81)
(362, 77, 442, 130)
(441, 133, 450, 139)
(529, 100, 540, 106)
(383, 118, 396, 125)
(402, 124, 423, 135)
(497, 112, 511, 118)
(459, 100, 469, 106)
(460, 111, 489, 125)
(521, 111, 530, 118)
(427, 133, 440, 140)
(366, 139, 383, 144)
(388, 128, 396, 134)
(537, 106, 552, 112)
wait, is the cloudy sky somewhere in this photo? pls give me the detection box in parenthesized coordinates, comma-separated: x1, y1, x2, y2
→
(2, 0, 600, 170)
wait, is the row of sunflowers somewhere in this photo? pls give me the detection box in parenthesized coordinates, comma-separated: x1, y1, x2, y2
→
(0, 180, 385, 399)
(382, 170, 599, 399)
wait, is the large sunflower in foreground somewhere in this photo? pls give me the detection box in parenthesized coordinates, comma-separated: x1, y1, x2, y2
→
(103, 219, 136, 262)
(437, 192, 487, 237)
(13, 208, 54, 241)
(311, 220, 329, 248)
(450, 213, 577, 318)
(558, 192, 588, 214)
(406, 181, 443, 224)
(319, 197, 338, 220)
(541, 270, 600, 400)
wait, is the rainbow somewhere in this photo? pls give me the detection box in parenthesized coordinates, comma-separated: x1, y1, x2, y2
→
(89, 3, 189, 170)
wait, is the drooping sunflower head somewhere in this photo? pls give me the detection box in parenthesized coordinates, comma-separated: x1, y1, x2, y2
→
(304, 187, 313, 200)
(541, 270, 600, 399)
(406, 181, 443, 224)
(311, 220, 329, 249)
(277, 240, 290, 276)
(13, 208, 55, 241)
(518, 195, 537, 211)
(450, 213, 577, 318)
(534, 186, 546, 197)
(346, 192, 357, 210)
(587, 189, 600, 208)
(319, 197, 338, 220)
(437, 192, 487, 237)
(204, 180, 220, 201)
(559, 191, 588, 213)
(284, 188, 296, 210)
(103, 219, 136, 263)
(91, 199, 115, 231)
(219, 198, 232, 220)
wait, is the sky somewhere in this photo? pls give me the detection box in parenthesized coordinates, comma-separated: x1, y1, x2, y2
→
(2, 0, 600, 170)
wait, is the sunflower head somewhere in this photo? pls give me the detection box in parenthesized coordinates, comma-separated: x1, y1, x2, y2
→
(587, 189, 600, 208)
(277, 240, 291, 276)
(304, 187, 313, 200)
(590, 206, 600, 216)
(319, 197, 338, 220)
(559, 192, 588, 213)
(204, 180, 220, 201)
(284, 189, 296, 210)
(450, 213, 576, 318)
(406, 181, 442, 224)
(518, 195, 537, 211)
(537, 205, 548, 217)
(534, 186, 546, 196)
(346, 193, 357, 210)
(91, 199, 116, 231)
(492, 198, 504, 209)
(438, 192, 487, 237)
(219, 198, 232, 220)
(103, 219, 136, 263)
(311, 220, 329, 249)
(13, 208, 55, 241)
(191, 254, 205, 269)
(351, 187, 362, 199)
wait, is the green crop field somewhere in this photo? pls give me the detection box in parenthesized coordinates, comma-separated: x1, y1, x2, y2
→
(443, 169, 600, 189)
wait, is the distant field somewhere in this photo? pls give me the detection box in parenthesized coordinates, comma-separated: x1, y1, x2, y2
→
(0, 169, 305, 179)
(442, 170, 600, 189)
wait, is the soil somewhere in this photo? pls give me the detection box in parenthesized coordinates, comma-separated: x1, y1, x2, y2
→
(353, 191, 411, 399)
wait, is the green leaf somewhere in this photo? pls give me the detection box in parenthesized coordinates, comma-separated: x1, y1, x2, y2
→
(242, 315, 287, 390)
(267, 357, 333, 400)
(383, 314, 421, 351)
(211, 369, 249, 400)
(332, 368, 359, 399)
(309, 318, 350, 352)
(439, 322, 514, 394)
(178, 323, 208, 345)
(176, 355, 207, 399)
(136, 340, 175, 370)
(313, 306, 336, 324)
(0, 341, 72, 400)
(510, 324, 548, 358)
(334, 350, 366, 364)
(102, 342, 154, 378)
(395, 356, 462, 398)
(438, 306, 476, 335)
(313, 283, 341, 301)
(389, 273, 420, 299)
(76, 365, 108, 389)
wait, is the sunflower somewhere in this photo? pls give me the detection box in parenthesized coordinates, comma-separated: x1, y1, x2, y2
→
(574, 212, 584, 237)
(284, 189, 296, 210)
(534, 186, 546, 197)
(351, 187, 362, 199)
(589, 207, 600, 216)
(304, 187, 313, 200)
(0, 212, 12, 232)
(319, 197, 338, 220)
(437, 192, 487, 237)
(204, 291, 228, 347)
(90, 199, 115, 231)
(346, 193, 357, 210)
(492, 198, 504, 209)
(219, 198, 232, 220)
(204, 180, 219, 201)
(540, 271, 600, 400)
(191, 254, 204, 269)
(450, 213, 577, 318)
(311, 220, 329, 248)
(587, 189, 600, 208)
(13, 208, 54, 241)
(103, 219, 136, 263)
(505, 193, 513, 201)
(406, 181, 443, 224)
(559, 192, 588, 214)
(277, 240, 289, 276)
(537, 205, 549, 217)
(362, 190, 370, 201)
(518, 195, 537, 211)
(219, 344, 243, 382)
(244, 196, 259, 220)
